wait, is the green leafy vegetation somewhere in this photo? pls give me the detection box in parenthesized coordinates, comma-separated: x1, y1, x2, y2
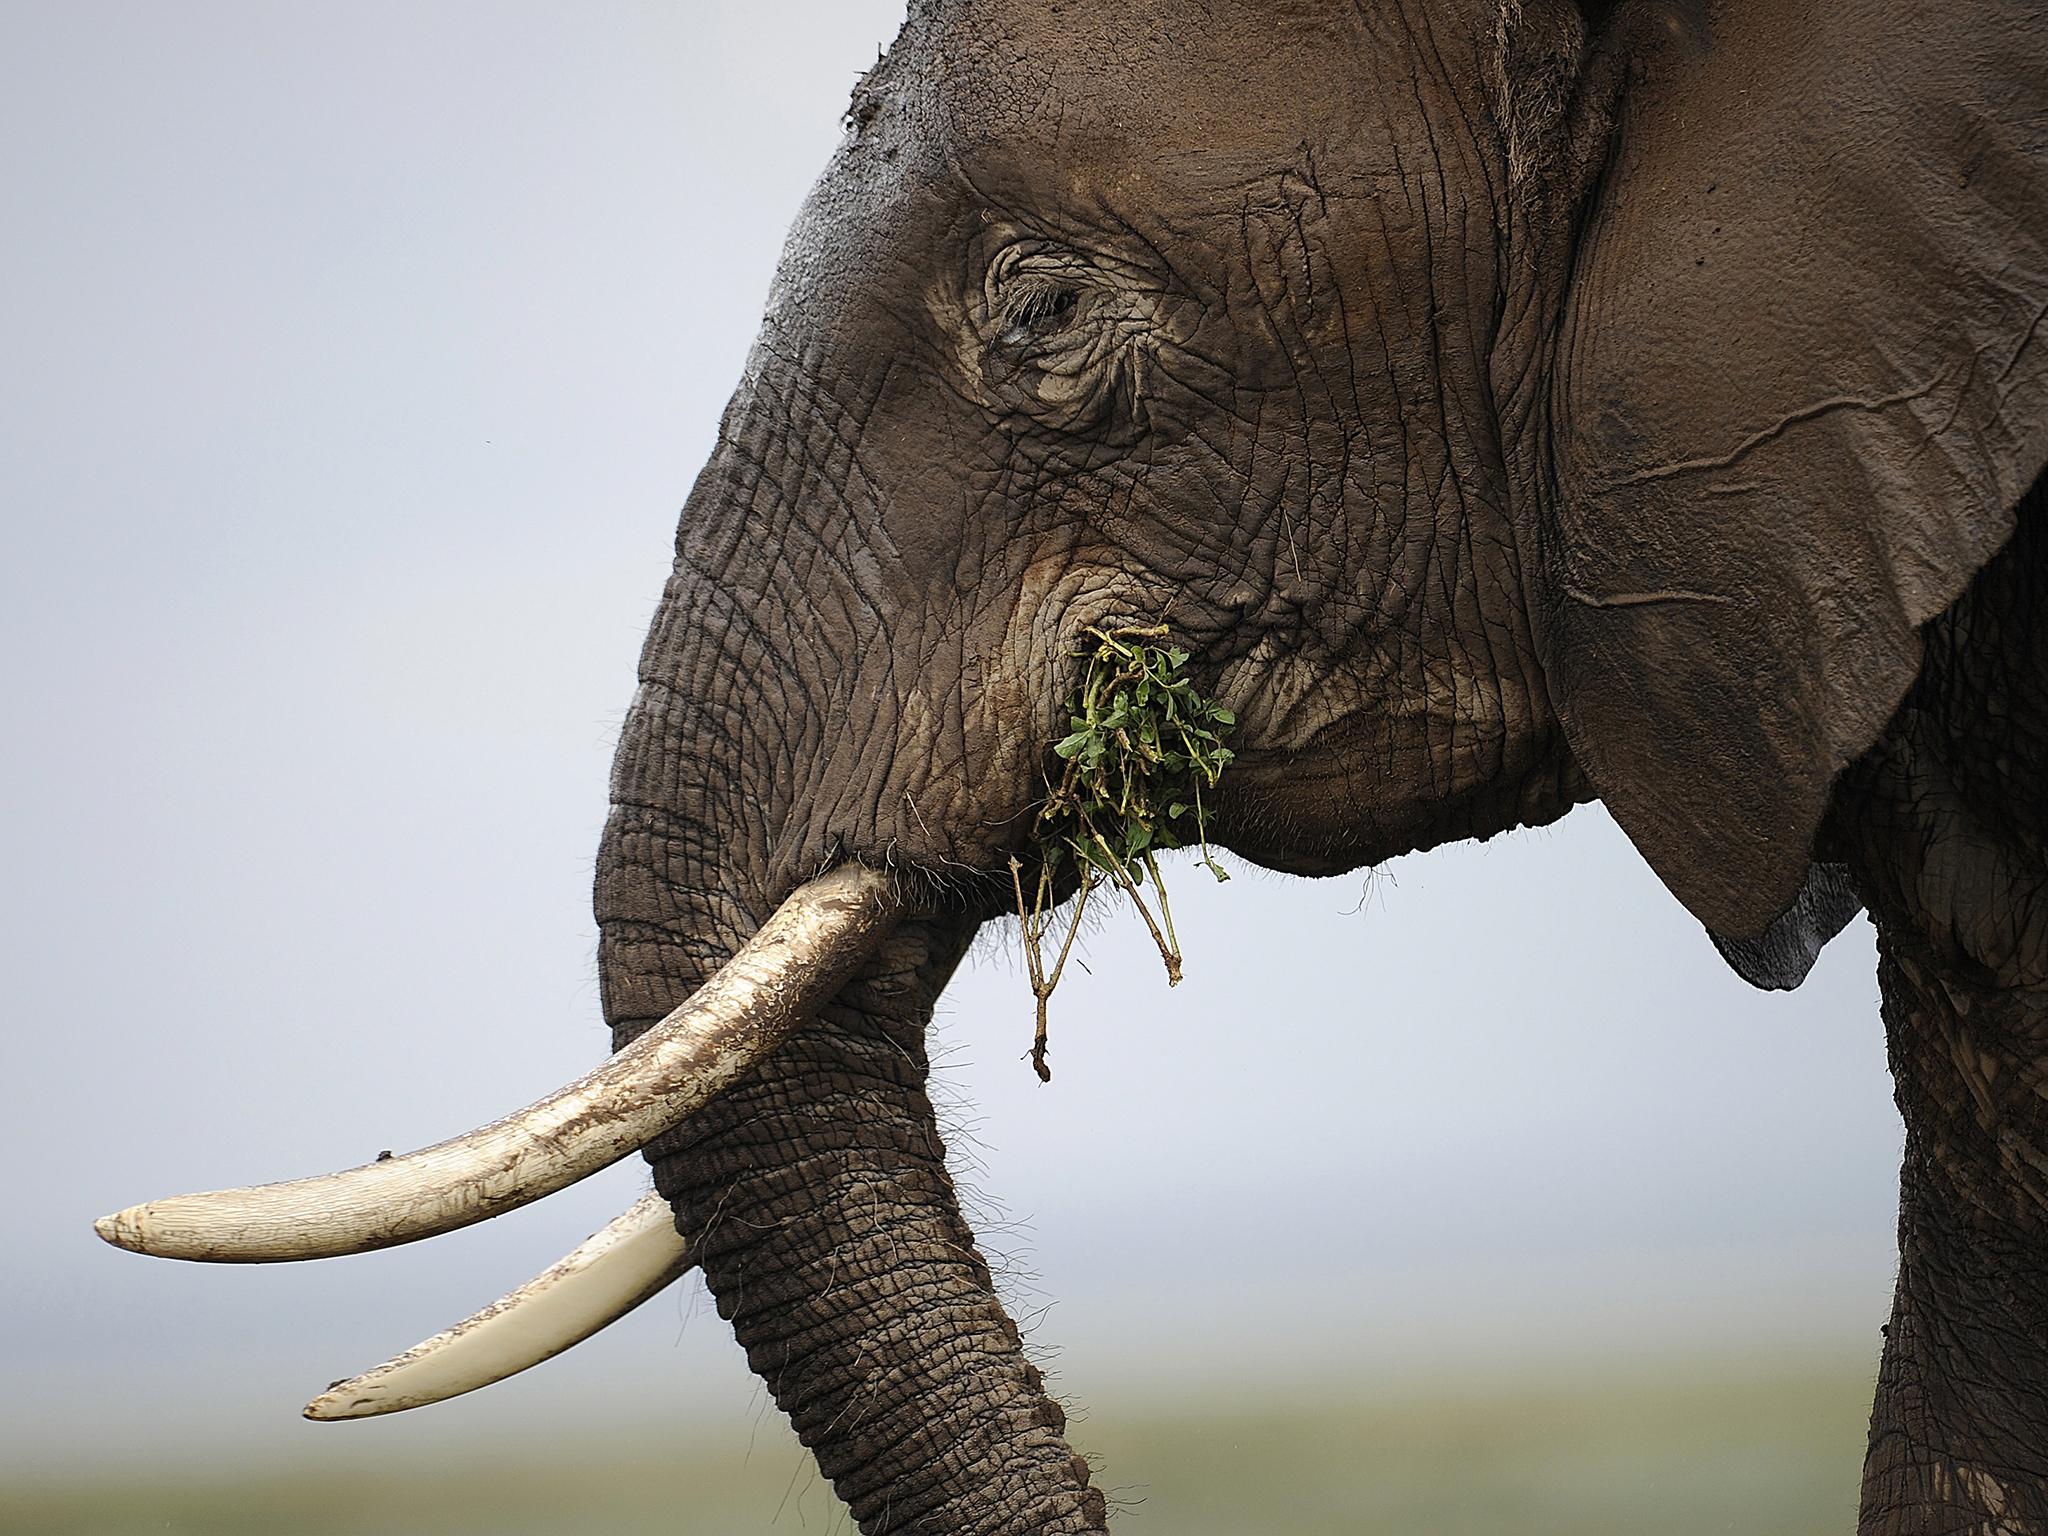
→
(1010, 624, 1236, 1079)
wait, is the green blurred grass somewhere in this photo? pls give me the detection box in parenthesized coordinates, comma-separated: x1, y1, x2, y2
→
(1, 1356, 1874, 1535)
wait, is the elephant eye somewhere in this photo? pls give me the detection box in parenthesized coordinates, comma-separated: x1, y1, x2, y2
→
(973, 237, 1156, 443)
(983, 243, 1100, 354)
(999, 279, 1081, 346)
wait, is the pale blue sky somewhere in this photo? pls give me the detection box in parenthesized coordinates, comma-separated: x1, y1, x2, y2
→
(3, 2, 1898, 1474)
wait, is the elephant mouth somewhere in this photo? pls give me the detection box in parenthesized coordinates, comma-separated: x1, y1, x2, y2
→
(95, 861, 914, 1416)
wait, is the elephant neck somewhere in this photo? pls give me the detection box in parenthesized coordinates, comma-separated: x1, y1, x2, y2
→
(1835, 480, 2048, 1031)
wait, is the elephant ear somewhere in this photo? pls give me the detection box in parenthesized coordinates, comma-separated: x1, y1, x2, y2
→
(1545, 0, 2048, 940)
(1708, 860, 1862, 992)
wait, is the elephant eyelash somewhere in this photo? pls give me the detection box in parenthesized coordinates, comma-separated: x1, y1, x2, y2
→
(997, 280, 1083, 346)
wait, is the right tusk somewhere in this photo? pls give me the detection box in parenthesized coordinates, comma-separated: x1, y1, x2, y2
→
(96, 864, 899, 1263)
(304, 1192, 693, 1420)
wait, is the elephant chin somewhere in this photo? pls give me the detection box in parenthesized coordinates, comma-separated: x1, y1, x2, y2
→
(610, 903, 1113, 1535)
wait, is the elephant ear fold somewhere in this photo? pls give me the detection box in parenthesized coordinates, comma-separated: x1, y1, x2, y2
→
(1544, 0, 2048, 939)
(1708, 861, 1862, 993)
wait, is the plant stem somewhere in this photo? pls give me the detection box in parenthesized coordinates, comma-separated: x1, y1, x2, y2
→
(1142, 850, 1183, 985)
(1094, 831, 1180, 983)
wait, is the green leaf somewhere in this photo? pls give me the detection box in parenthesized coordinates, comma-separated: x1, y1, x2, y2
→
(1023, 621, 1236, 1040)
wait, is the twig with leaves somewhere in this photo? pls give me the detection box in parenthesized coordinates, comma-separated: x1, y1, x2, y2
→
(1013, 624, 1236, 1080)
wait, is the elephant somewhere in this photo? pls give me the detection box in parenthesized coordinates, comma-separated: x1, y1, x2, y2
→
(97, 0, 2048, 1531)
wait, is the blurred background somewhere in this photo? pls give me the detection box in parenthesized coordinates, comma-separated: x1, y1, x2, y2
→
(3, 3, 1901, 1531)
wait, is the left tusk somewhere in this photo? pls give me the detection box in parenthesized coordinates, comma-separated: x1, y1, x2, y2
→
(304, 1193, 692, 1421)
(95, 863, 898, 1261)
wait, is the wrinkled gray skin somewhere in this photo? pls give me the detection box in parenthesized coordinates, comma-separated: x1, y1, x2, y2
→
(594, 1, 2048, 1529)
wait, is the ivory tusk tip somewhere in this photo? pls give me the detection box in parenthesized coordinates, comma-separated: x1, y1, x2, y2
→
(302, 1385, 373, 1422)
(95, 1206, 149, 1252)
(300, 1194, 691, 1422)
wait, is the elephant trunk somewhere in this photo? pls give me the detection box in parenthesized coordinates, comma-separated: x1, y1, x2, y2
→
(593, 441, 1108, 1532)
(598, 853, 1106, 1532)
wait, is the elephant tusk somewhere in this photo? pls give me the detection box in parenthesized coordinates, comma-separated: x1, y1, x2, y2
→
(95, 864, 899, 1262)
(303, 1192, 693, 1420)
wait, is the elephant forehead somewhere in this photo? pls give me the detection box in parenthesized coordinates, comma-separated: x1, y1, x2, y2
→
(897, 0, 1425, 173)
(773, 2, 1501, 341)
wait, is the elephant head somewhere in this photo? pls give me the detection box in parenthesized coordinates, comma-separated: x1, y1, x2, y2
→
(103, 1, 2048, 1530)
